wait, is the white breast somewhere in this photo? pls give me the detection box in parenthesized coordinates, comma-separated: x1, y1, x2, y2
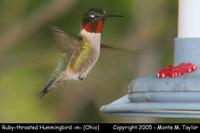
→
(80, 29, 101, 52)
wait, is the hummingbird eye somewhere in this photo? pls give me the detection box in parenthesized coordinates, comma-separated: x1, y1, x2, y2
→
(89, 13, 96, 19)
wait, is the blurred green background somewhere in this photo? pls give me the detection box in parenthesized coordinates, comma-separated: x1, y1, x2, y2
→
(0, 0, 198, 122)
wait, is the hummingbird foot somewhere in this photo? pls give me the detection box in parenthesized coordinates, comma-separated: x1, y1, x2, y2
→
(78, 73, 87, 80)
(79, 76, 84, 80)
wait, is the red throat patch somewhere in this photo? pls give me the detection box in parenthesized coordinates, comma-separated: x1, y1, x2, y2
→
(83, 20, 104, 33)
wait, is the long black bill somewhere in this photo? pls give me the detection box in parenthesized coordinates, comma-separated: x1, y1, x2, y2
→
(94, 14, 123, 21)
(105, 14, 123, 18)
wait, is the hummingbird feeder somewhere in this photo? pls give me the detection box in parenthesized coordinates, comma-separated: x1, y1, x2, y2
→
(101, 0, 200, 118)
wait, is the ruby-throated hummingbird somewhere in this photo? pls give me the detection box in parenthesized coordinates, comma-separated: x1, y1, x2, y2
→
(38, 8, 122, 98)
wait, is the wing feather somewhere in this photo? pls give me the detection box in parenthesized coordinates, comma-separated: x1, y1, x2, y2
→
(49, 25, 81, 53)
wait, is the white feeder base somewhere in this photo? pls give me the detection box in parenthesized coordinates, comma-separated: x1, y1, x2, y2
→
(101, 74, 200, 118)
(100, 95, 200, 118)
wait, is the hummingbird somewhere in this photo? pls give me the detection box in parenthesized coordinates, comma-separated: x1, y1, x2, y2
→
(38, 8, 123, 98)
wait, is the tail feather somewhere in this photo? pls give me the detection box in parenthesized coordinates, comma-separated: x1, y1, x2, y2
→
(37, 53, 68, 99)
(37, 79, 55, 99)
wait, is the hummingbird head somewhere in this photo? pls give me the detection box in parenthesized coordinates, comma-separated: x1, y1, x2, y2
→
(82, 8, 122, 33)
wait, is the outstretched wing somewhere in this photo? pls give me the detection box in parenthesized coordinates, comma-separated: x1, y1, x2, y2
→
(49, 25, 81, 53)
(49, 25, 136, 54)
(37, 54, 69, 99)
